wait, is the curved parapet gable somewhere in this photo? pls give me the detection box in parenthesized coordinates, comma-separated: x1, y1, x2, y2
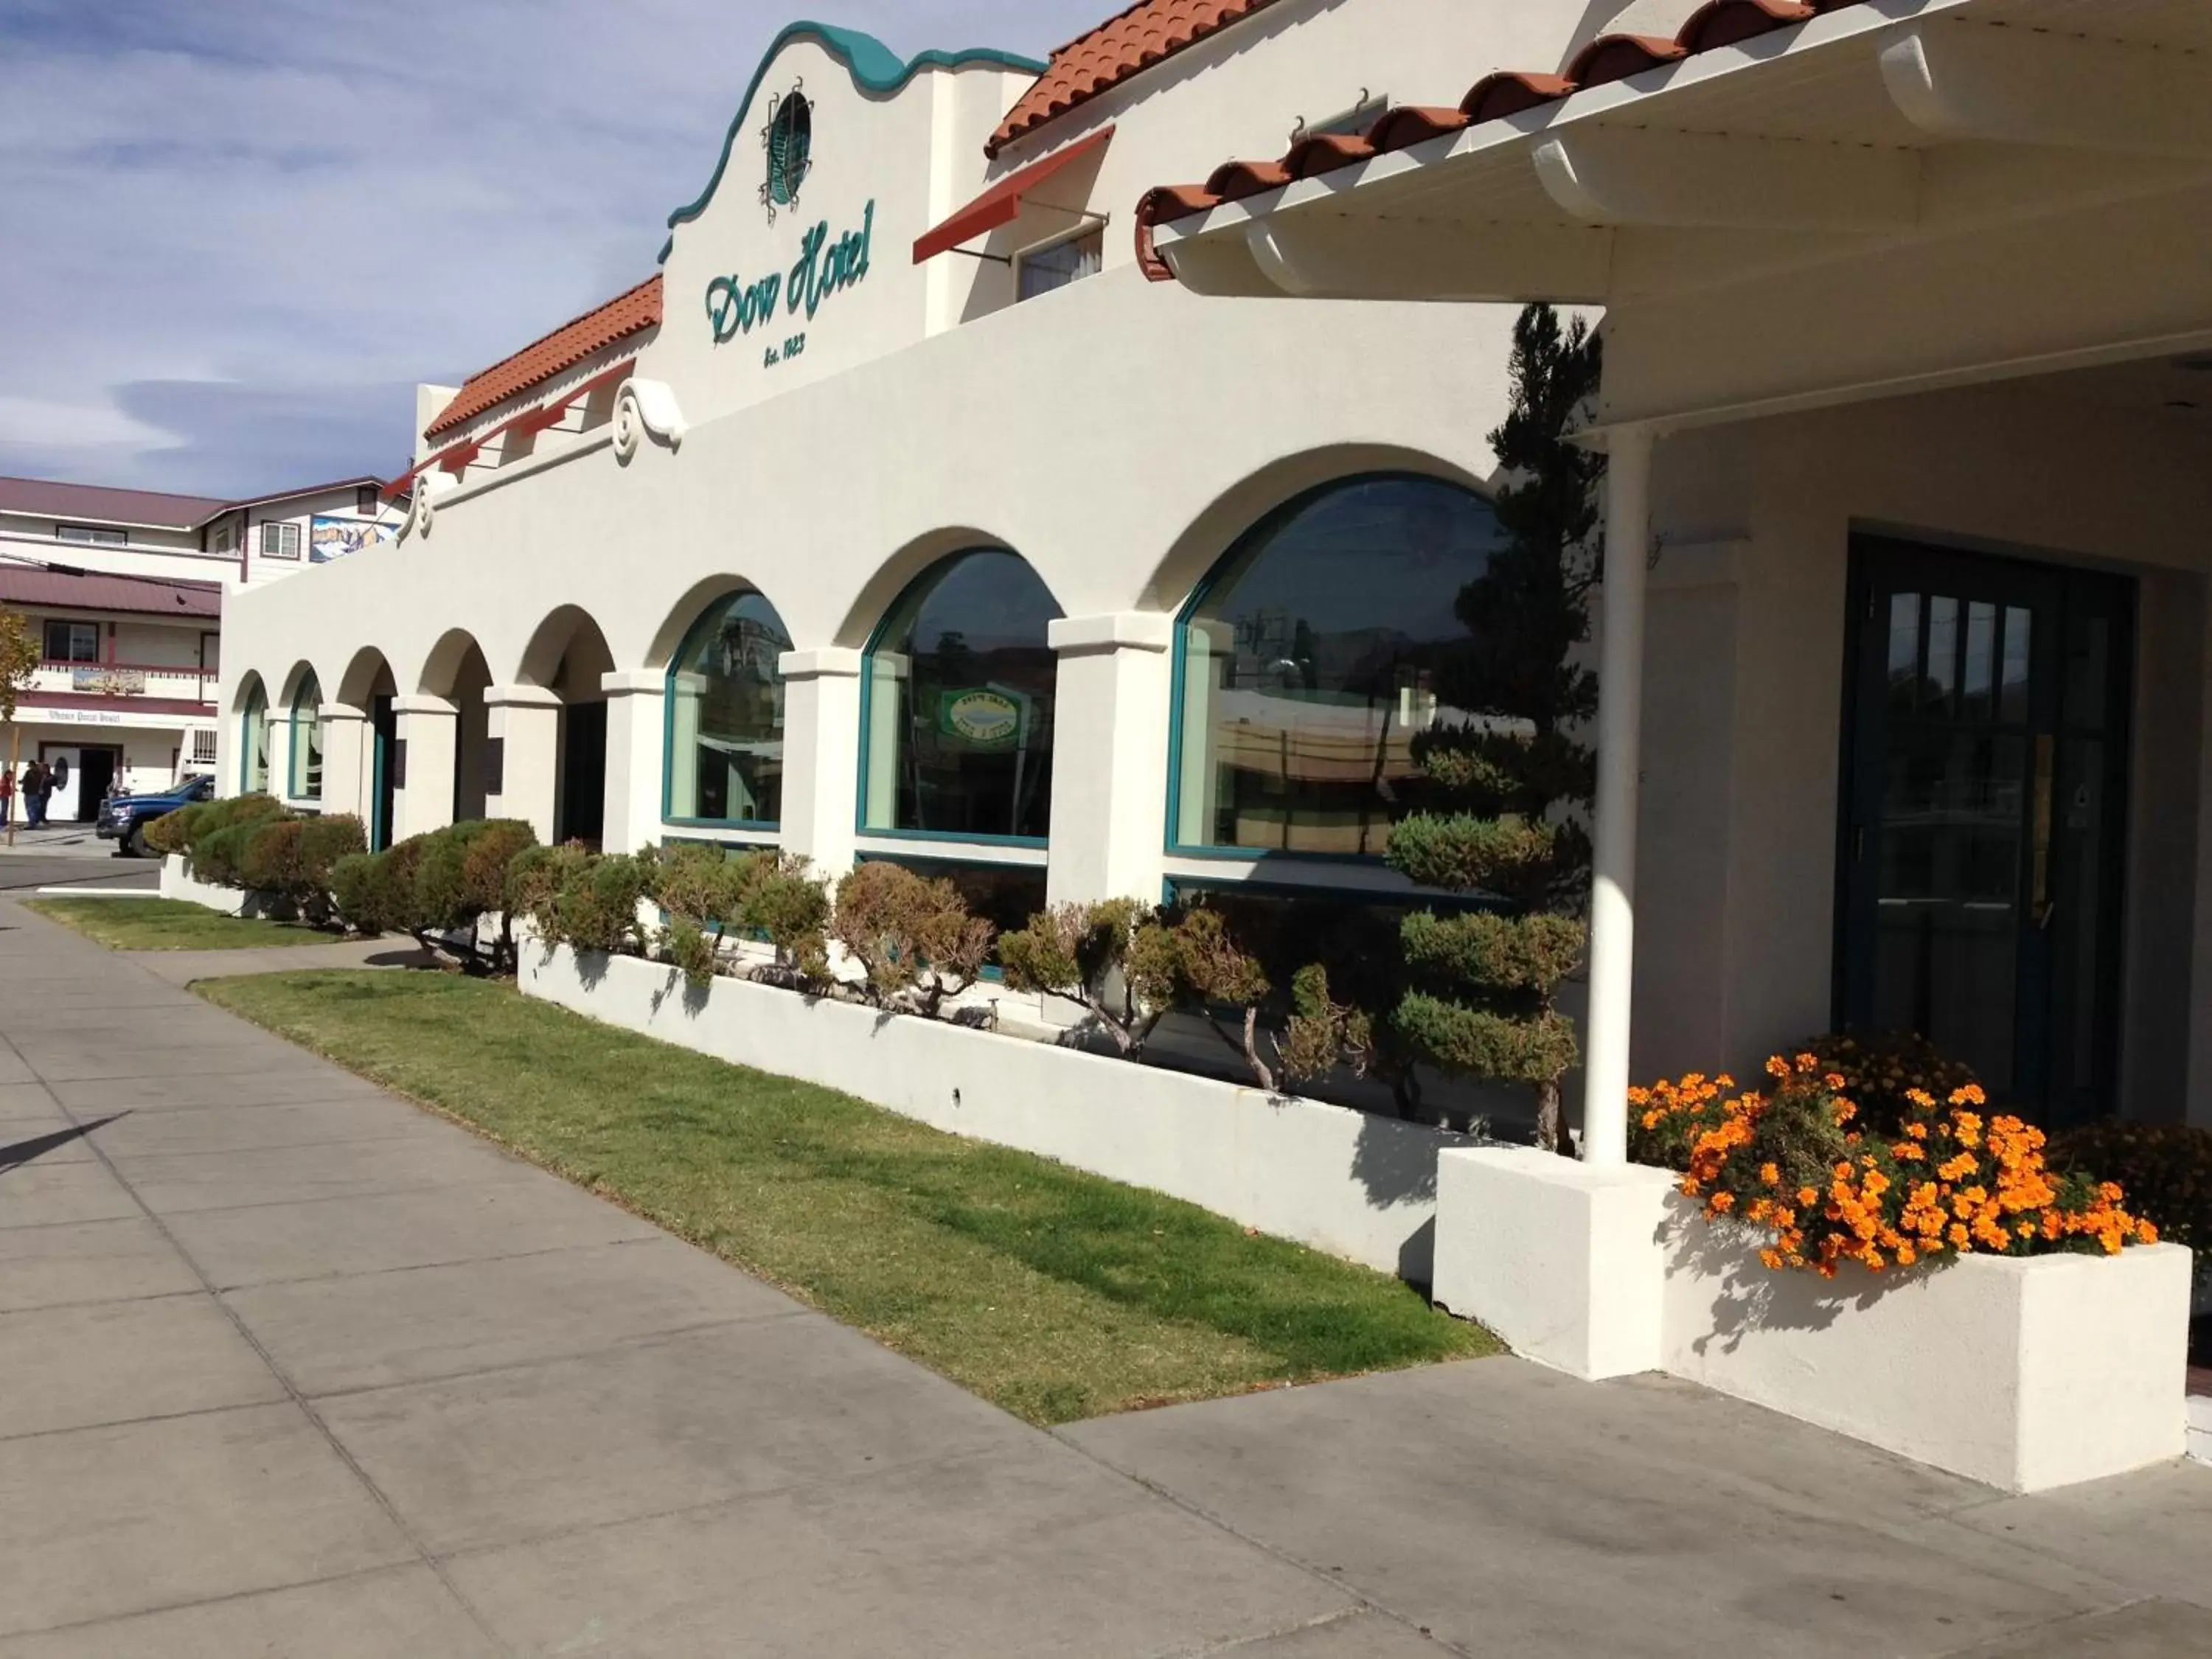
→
(658, 21, 1044, 265)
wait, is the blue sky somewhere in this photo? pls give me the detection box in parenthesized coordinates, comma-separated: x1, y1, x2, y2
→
(0, 1, 1109, 498)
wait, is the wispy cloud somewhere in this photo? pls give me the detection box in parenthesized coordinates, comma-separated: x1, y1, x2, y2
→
(0, 0, 1105, 497)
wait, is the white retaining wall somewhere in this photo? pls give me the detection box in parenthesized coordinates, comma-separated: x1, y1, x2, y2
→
(158, 854, 287, 918)
(521, 944, 1462, 1279)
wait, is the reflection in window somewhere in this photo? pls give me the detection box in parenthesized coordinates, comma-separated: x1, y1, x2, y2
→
(863, 550, 1060, 841)
(667, 590, 791, 826)
(288, 672, 324, 800)
(1173, 475, 1507, 856)
(240, 683, 271, 794)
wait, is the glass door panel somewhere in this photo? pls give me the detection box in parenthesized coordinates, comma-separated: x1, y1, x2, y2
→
(1840, 539, 2132, 1123)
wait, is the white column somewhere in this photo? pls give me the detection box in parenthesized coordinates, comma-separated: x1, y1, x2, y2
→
(599, 669, 667, 855)
(392, 695, 457, 840)
(778, 647, 862, 879)
(484, 684, 563, 844)
(1582, 423, 1655, 1168)
(317, 706, 369, 821)
(1044, 613, 1175, 905)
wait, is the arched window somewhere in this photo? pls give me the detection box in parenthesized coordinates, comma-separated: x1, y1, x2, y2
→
(665, 589, 793, 827)
(240, 681, 271, 794)
(288, 671, 324, 801)
(1171, 474, 1506, 858)
(861, 549, 1061, 842)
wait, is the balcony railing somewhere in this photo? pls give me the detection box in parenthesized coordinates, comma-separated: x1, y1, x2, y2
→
(25, 659, 218, 706)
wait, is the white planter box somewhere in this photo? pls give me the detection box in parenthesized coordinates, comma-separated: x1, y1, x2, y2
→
(521, 944, 1463, 1279)
(159, 854, 288, 917)
(1431, 1148, 2194, 1491)
(1660, 1198, 2194, 1492)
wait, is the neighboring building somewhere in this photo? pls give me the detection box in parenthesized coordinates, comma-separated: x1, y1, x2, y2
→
(1, 474, 404, 816)
(215, 0, 2212, 1138)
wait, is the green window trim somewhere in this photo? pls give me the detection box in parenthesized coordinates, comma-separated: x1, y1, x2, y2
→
(238, 684, 271, 796)
(1164, 470, 1506, 867)
(287, 673, 324, 802)
(661, 588, 793, 832)
(855, 549, 1062, 847)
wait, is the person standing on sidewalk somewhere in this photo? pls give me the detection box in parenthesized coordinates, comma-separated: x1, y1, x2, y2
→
(0, 765, 13, 827)
(21, 759, 49, 829)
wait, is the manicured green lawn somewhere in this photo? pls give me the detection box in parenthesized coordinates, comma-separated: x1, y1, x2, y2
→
(25, 897, 341, 952)
(198, 970, 1495, 1423)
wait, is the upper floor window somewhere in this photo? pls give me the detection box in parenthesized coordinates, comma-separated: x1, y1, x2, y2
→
(1171, 473, 1506, 859)
(56, 524, 126, 546)
(261, 521, 302, 560)
(666, 588, 793, 827)
(43, 619, 100, 663)
(211, 521, 236, 555)
(355, 485, 380, 516)
(1017, 226, 1103, 303)
(862, 549, 1061, 843)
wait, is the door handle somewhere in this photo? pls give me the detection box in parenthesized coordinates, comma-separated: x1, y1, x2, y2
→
(2031, 734, 2056, 929)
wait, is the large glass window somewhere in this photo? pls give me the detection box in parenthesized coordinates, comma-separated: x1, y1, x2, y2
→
(288, 672, 324, 800)
(240, 683, 271, 794)
(862, 549, 1060, 842)
(1172, 474, 1506, 858)
(666, 590, 792, 827)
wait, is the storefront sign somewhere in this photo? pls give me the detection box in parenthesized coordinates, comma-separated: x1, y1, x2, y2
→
(706, 199, 874, 361)
(938, 688, 1023, 749)
(28, 706, 133, 728)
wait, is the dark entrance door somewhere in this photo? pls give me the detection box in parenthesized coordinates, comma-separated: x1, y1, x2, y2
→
(1838, 538, 2134, 1125)
(558, 701, 608, 847)
(369, 694, 397, 851)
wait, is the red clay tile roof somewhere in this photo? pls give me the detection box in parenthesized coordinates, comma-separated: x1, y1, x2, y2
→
(989, 0, 1288, 157)
(0, 565, 224, 618)
(0, 476, 231, 531)
(424, 275, 663, 439)
(1135, 0, 1845, 279)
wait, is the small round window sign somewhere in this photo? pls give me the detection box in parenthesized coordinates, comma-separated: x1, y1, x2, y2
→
(762, 85, 813, 220)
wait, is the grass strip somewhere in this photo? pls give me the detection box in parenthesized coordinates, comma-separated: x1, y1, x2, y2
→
(198, 970, 1494, 1423)
(25, 897, 341, 951)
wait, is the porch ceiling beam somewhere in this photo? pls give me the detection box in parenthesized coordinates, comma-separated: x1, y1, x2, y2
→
(1531, 129, 1919, 233)
(1242, 215, 1615, 303)
(1882, 21, 2212, 161)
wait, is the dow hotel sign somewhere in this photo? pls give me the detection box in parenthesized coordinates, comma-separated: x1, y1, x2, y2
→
(705, 201, 875, 367)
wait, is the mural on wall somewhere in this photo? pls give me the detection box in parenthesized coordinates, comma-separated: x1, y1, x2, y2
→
(310, 515, 400, 563)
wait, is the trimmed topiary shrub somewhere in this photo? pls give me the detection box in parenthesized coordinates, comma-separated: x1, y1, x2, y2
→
(830, 860, 991, 1019)
(507, 843, 591, 940)
(239, 818, 307, 897)
(330, 852, 383, 935)
(143, 801, 212, 856)
(190, 822, 260, 889)
(550, 852, 655, 956)
(293, 816, 366, 917)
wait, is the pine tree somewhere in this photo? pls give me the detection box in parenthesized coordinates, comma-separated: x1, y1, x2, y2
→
(1386, 305, 1605, 1153)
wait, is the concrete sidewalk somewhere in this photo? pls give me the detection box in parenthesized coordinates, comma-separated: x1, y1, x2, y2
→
(1, 894, 2208, 1656)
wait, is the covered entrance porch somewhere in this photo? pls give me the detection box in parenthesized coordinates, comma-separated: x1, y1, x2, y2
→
(1141, 0, 2209, 1484)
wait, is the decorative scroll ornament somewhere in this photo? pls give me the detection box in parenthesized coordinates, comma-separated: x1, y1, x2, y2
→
(611, 378, 687, 466)
(400, 470, 456, 542)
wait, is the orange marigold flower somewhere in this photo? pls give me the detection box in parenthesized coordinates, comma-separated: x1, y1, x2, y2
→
(1759, 1163, 1780, 1186)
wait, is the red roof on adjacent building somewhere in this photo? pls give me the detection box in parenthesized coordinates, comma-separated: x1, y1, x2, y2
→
(1133, 0, 1853, 276)
(0, 476, 232, 532)
(0, 565, 223, 619)
(989, 0, 1285, 156)
(424, 275, 664, 439)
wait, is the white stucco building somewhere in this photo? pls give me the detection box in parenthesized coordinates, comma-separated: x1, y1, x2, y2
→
(1, 473, 399, 813)
(217, 0, 2212, 1144)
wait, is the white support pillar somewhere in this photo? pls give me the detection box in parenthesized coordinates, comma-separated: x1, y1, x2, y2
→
(317, 706, 369, 822)
(1583, 423, 1655, 1168)
(484, 684, 563, 845)
(778, 647, 863, 879)
(392, 695, 457, 841)
(1044, 613, 1175, 905)
(599, 669, 667, 855)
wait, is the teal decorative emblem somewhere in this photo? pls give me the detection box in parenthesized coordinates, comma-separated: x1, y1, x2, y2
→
(762, 86, 812, 221)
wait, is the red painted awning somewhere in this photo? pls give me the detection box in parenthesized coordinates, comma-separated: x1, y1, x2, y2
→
(913, 125, 1113, 265)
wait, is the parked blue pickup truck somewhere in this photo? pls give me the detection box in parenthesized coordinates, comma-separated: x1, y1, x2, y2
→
(96, 773, 214, 856)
